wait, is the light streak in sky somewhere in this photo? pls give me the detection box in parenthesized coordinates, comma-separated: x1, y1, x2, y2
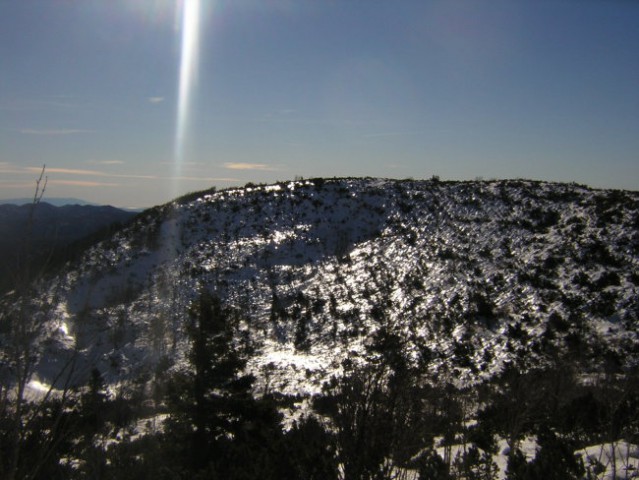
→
(173, 0, 201, 197)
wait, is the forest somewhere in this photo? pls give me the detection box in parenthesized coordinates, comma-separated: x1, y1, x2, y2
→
(2, 290, 638, 480)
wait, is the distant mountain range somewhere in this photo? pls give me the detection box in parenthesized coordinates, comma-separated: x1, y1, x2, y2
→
(1, 197, 143, 210)
(0, 202, 138, 293)
(0, 197, 100, 207)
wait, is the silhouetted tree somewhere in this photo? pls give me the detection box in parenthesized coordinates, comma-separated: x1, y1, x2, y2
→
(282, 416, 339, 479)
(0, 166, 80, 480)
(316, 356, 432, 480)
(164, 291, 284, 477)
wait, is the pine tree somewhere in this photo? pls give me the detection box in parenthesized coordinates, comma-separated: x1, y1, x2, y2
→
(164, 291, 284, 477)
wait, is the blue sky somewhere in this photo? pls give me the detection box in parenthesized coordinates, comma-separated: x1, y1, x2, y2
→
(1, 0, 638, 208)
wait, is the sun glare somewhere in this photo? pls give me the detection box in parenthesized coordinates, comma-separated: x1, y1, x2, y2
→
(174, 0, 201, 196)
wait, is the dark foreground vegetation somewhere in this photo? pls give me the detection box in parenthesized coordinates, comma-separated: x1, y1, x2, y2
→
(2, 291, 638, 480)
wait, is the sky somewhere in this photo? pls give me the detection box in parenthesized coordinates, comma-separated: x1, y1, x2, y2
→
(1, 0, 638, 208)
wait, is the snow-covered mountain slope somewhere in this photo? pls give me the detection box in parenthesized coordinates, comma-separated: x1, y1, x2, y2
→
(14, 178, 639, 394)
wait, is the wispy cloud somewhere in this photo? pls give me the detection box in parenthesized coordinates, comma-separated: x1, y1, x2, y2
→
(0, 181, 35, 189)
(175, 176, 239, 182)
(0, 165, 30, 174)
(27, 167, 104, 176)
(25, 166, 155, 180)
(224, 162, 277, 171)
(86, 159, 125, 165)
(19, 128, 93, 136)
(49, 179, 119, 187)
(23, 166, 236, 183)
(148, 96, 165, 104)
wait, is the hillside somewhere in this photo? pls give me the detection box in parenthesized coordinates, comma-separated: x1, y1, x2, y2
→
(1, 177, 638, 478)
(17, 177, 638, 387)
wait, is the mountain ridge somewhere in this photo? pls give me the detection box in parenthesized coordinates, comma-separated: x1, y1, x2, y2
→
(12, 177, 637, 397)
(0, 197, 100, 207)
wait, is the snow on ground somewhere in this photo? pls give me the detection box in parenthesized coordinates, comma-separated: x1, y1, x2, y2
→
(248, 339, 342, 397)
(577, 442, 639, 480)
(431, 438, 639, 479)
(433, 436, 537, 480)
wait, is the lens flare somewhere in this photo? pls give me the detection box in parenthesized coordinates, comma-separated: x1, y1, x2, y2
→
(173, 0, 201, 197)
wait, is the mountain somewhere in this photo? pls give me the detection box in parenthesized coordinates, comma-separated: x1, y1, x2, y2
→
(0, 197, 100, 207)
(0, 202, 138, 293)
(13, 178, 639, 389)
(2, 177, 638, 478)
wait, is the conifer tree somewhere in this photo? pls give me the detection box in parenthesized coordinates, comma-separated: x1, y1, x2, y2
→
(165, 291, 283, 477)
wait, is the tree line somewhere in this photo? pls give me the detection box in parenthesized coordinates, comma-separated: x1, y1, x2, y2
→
(2, 290, 638, 479)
